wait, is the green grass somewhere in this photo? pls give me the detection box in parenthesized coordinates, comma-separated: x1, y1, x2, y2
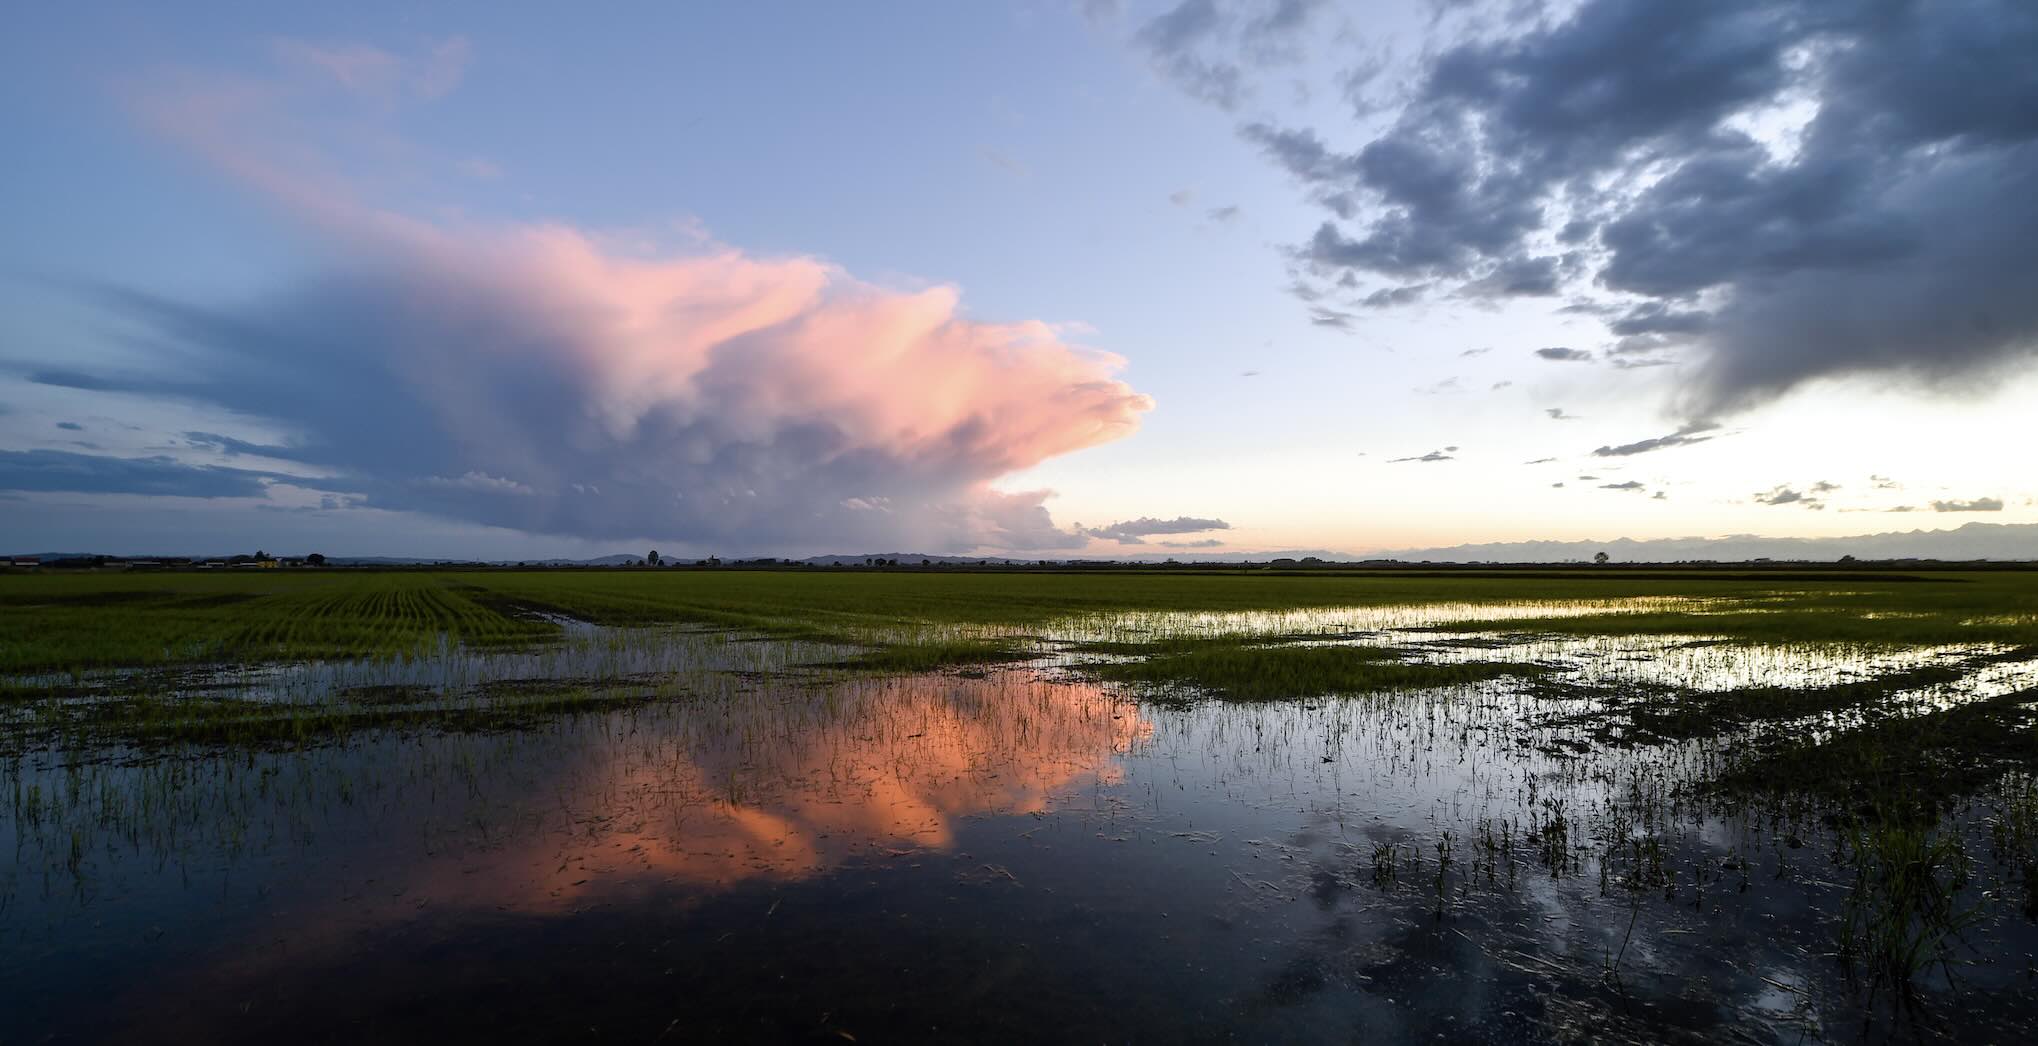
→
(8, 566, 2028, 676)
(1709, 686, 2038, 818)
(1426, 576, 2038, 648)
(0, 572, 552, 674)
(1609, 645, 2038, 744)
(1084, 640, 1547, 700)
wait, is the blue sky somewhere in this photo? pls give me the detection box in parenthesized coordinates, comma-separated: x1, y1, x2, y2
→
(4, 2, 2035, 558)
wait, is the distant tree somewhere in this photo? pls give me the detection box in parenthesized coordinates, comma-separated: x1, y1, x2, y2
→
(1839, 554, 1857, 563)
(647, 550, 661, 566)
(256, 549, 269, 560)
(1593, 551, 1610, 565)
(305, 553, 326, 566)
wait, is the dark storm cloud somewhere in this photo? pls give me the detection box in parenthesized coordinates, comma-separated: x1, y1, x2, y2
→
(1534, 347, 1591, 362)
(1086, 515, 1232, 544)
(0, 449, 283, 498)
(1208, 0, 2038, 414)
(1932, 497, 2003, 513)
(1592, 422, 1718, 457)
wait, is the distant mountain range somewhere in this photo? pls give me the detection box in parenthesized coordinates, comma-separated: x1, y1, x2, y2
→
(10, 522, 2037, 567)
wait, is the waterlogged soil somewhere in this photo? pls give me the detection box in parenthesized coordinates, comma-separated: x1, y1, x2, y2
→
(4, 610, 2038, 1043)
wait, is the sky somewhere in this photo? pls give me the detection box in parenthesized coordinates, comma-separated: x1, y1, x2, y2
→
(2, 1, 2035, 560)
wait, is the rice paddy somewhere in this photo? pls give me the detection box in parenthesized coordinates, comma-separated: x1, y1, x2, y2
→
(4, 567, 2037, 1042)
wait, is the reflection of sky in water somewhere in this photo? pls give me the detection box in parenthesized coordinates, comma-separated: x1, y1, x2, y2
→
(6, 662, 2037, 1042)
(6, 597, 2038, 1042)
(1044, 596, 1710, 643)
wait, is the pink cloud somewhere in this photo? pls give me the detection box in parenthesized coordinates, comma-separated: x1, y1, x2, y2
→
(99, 64, 1154, 551)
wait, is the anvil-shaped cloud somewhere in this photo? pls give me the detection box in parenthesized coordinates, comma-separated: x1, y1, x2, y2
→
(79, 220, 1151, 550)
(42, 61, 1156, 552)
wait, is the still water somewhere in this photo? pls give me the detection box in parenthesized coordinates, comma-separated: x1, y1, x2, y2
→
(5, 629, 2037, 1042)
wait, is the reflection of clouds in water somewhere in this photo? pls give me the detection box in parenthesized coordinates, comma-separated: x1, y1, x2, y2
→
(420, 672, 1152, 906)
(104, 672, 1154, 1033)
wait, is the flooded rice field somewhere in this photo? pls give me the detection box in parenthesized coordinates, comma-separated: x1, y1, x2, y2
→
(6, 588, 2038, 1043)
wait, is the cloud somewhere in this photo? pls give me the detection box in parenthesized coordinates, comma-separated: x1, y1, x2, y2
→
(1211, 0, 2038, 415)
(1080, 0, 1124, 25)
(418, 471, 536, 497)
(55, 421, 84, 431)
(1389, 448, 1456, 463)
(1609, 303, 1712, 338)
(77, 229, 1151, 549)
(1932, 497, 2003, 513)
(1206, 204, 1241, 223)
(980, 148, 1030, 177)
(1600, 481, 1644, 491)
(1085, 515, 1232, 544)
(1534, 347, 1592, 362)
(0, 449, 282, 499)
(1135, 0, 1244, 109)
(271, 36, 470, 100)
(1359, 284, 1424, 308)
(1169, 188, 1196, 206)
(1159, 537, 1225, 548)
(1133, 0, 1336, 111)
(1136, 0, 1330, 111)
(1309, 306, 1356, 329)
(1523, 457, 1556, 464)
(1544, 407, 1577, 420)
(1754, 485, 1826, 510)
(1463, 255, 1564, 298)
(182, 431, 298, 458)
(1592, 422, 1719, 457)
(31, 70, 1155, 553)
